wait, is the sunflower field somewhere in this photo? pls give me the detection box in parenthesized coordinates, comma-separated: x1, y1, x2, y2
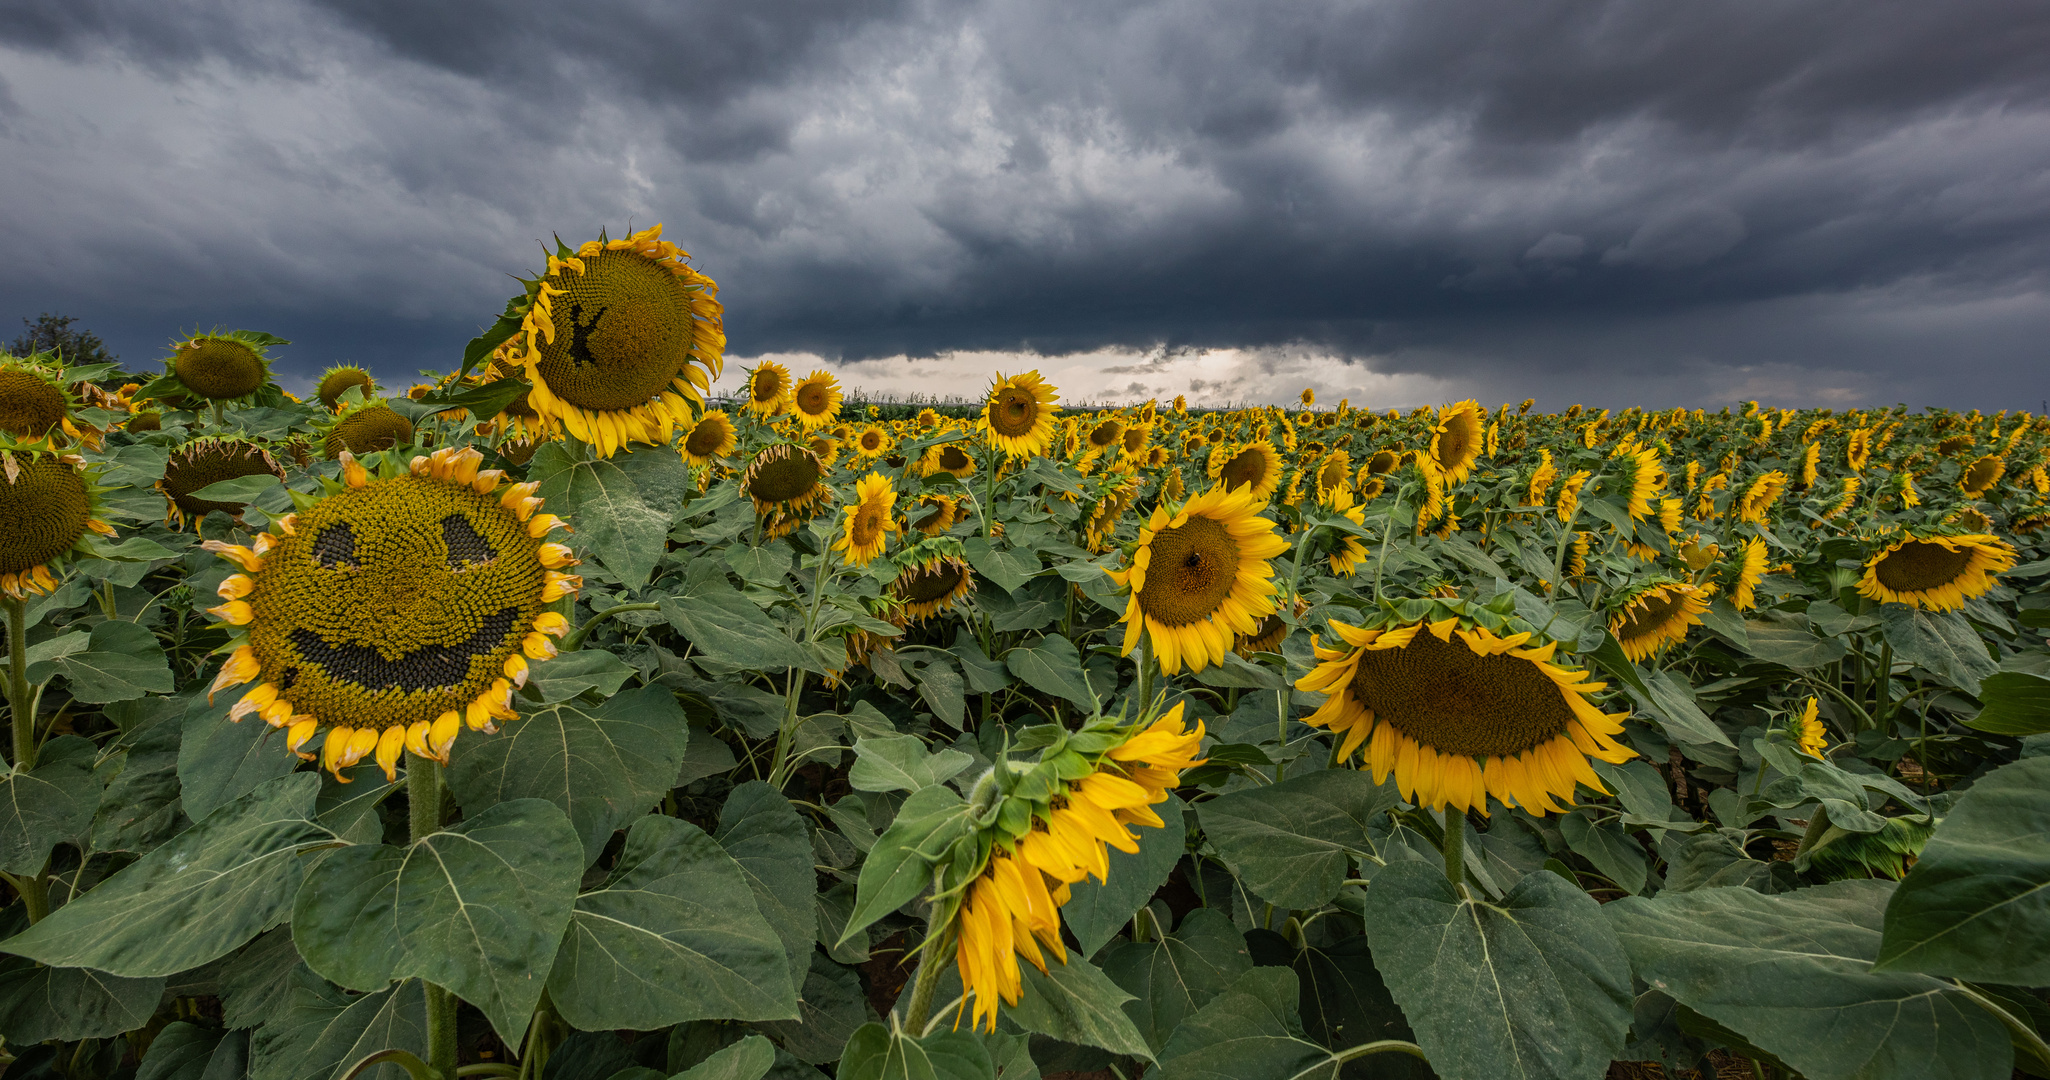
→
(2, 229, 2049, 1080)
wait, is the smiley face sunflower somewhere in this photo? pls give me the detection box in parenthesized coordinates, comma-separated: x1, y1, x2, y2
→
(204, 447, 580, 780)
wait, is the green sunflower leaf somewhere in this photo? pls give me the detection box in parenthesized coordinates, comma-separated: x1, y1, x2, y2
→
(1875, 755, 2050, 984)
(546, 815, 797, 1031)
(659, 561, 818, 672)
(1009, 948, 1154, 1061)
(672, 1036, 776, 1080)
(1358, 860, 1632, 1080)
(24, 619, 172, 704)
(1964, 671, 2050, 735)
(717, 781, 819, 995)
(1155, 966, 1388, 1080)
(136, 1023, 248, 1080)
(848, 734, 973, 795)
(447, 685, 689, 866)
(248, 969, 428, 1080)
(1, 772, 330, 976)
(1197, 769, 1397, 910)
(291, 797, 582, 1045)
(176, 694, 298, 824)
(530, 441, 672, 586)
(1102, 908, 1251, 1053)
(837, 1022, 995, 1080)
(1004, 635, 1098, 711)
(1608, 880, 2011, 1080)
(0, 954, 165, 1043)
(1062, 793, 1188, 959)
(0, 733, 99, 875)
(1878, 606, 1998, 695)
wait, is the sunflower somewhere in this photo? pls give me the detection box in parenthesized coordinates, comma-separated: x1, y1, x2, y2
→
(499, 225, 722, 457)
(790, 370, 843, 431)
(742, 443, 830, 520)
(1312, 450, 1352, 506)
(1108, 484, 1289, 675)
(0, 355, 99, 446)
(921, 443, 977, 480)
(1525, 449, 1558, 507)
(953, 704, 1204, 1032)
(1608, 444, 1663, 521)
(1609, 581, 1714, 663)
(1729, 537, 1768, 610)
(315, 365, 379, 411)
(833, 472, 898, 567)
(1736, 470, 1788, 526)
(1121, 422, 1150, 459)
(1430, 400, 1486, 484)
(322, 400, 416, 458)
(908, 494, 960, 537)
(1297, 617, 1635, 814)
(1846, 429, 1873, 471)
(0, 445, 117, 598)
(1299, 387, 1316, 408)
(679, 409, 738, 466)
(1325, 485, 1369, 576)
(1960, 454, 2005, 498)
(1856, 532, 2015, 611)
(159, 437, 286, 528)
(808, 435, 842, 472)
(744, 362, 790, 417)
(890, 546, 976, 623)
(1949, 508, 1992, 533)
(1235, 598, 1305, 658)
(1792, 697, 1829, 758)
(980, 371, 1060, 460)
(1084, 474, 1143, 553)
(162, 329, 283, 405)
(853, 425, 893, 460)
(203, 447, 579, 780)
(1800, 443, 1822, 489)
(1208, 440, 1282, 500)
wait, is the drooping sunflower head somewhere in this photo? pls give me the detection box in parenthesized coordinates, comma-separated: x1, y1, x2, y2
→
(679, 409, 738, 466)
(1960, 454, 2005, 497)
(742, 442, 829, 518)
(1084, 474, 1144, 553)
(1737, 469, 1788, 525)
(1608, 579, 1714, 662)
(315, 365, 379, 411)
(0, 355, 82, 441)
(501, 225, 722, 456)
(1606, 444, 1664, 521)
(0, 444, 116, 598)
(1365, 448, 1400, 476)
(1296, 615, 1634, 815)
(1108, 484, 1290, 674)
(1312, 450, 1352, 505)
(203, 446, 579, 781)
(165, 330, 282, 403)
(889, 541, 976, 622)
(1430, 400, 1486, 484)
(921, 441, 977, 479)
(1209, 440, 1282, 499)
(791, 370, 843, 431)
(981, 371, 1060, 460)
(1121, 422, 1150, 458)
(1857, 531, 2015, 611)
(832, 471, 898, 567)
(1947, 507, 1992, 533)
(159, 437, 286, 527)
(321, 399, 416, 459)
(1525, 449, 1559, 507)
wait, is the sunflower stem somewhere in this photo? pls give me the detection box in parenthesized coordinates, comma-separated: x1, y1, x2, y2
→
(211, 401, 224, 428)
(5, 598, 31, 772)
(409, 755, 458, 1080)
(900, 903, 954, 1033)
(561, 604, 662, 652)
(1135, 632, 1154, 713)
(1440, 809, 1467, 889)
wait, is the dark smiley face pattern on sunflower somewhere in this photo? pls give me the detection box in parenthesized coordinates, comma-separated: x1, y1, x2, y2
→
(247, 475, 546, 730)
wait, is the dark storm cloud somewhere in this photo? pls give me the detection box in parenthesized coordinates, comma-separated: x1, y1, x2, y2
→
(1, 0, 2047, 407)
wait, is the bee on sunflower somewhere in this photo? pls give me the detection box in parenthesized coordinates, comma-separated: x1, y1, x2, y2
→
(979, 371, 1060, 460)
(202, 447, 578, 780)
(1296, 614, 1635, 814)
(1107, 484, 1289, 675)
(495, 225, 723, 457)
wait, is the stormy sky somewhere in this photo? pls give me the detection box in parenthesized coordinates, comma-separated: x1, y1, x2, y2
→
(3, 0, 2047, 410)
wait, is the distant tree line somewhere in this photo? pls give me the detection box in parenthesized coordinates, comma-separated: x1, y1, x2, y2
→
(10, 312, 118, 367)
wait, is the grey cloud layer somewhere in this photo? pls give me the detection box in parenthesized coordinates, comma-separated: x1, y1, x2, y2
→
(2, 0, 2046, 407)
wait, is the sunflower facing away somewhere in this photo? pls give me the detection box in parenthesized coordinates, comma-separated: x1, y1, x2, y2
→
(315, 365, 379, 411)
(980, 371, 1060, 460)
(1728, 536, 1768, 611)
(0, 445, 117, 598)
(1736, 470, 1788, 526)
(500, 225, 723, 457)
(834, 472, 899, 567)
(1608, 443, 1663, 521)
(1430, 400, 1486, 484)
(953, 705, 1205, 1031)
(1856, 532, 2015, 611)
(1108, 484, 1289, 674)
(790, 370, 843, 431)
(1296, 617, 1635, 814)
(1792, 697, 1829, 758)
(204, 447, 579, 780)
(1609, 580, 1715, 662)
